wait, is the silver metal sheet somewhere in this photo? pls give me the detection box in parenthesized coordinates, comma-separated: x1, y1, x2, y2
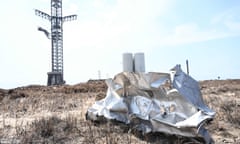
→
(87, 65, 215, 143)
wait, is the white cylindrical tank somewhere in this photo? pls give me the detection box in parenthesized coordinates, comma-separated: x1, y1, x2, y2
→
(134, 53, 145, 72)
(123, 53, 133, 72)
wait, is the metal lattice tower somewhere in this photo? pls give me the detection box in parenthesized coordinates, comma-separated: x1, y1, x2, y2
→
(35, 0, 77, 86)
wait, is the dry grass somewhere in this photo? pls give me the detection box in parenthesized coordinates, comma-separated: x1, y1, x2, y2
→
(220, 100, 240, 126)
(18, 115, 80, 143)
(0, 80, 240, 143)
(201, 80, 240, 143)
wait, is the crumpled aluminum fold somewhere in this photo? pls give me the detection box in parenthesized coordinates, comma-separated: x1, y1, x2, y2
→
(86, 65, 215, 143)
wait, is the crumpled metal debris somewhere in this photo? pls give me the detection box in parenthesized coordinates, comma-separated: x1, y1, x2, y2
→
(86, 65, 215, 143)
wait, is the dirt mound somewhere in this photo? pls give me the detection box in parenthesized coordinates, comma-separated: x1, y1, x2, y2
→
(0, 79, 239, 143)
(200, 80, 240, 143)
(0, 88, 8, 101)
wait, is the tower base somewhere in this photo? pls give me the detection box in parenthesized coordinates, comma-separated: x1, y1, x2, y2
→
(47, 72, 65, 86)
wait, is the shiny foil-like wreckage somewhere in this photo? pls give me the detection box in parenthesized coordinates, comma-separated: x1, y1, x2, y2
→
(86, 65, 215, 143)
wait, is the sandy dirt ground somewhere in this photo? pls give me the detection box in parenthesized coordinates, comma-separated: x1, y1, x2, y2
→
(0, 79, 239, 143)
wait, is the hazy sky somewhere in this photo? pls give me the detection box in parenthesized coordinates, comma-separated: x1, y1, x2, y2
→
(0, 0, 239, 88)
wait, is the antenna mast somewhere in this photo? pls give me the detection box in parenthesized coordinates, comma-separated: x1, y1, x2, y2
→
(35, 0, 77, 86)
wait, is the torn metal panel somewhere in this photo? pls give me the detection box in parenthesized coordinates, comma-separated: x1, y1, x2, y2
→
(86, 65, 215, 143)
(171, 65, 215, 115)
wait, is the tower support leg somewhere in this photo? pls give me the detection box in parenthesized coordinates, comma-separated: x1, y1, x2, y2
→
(47, 72, 65, 86)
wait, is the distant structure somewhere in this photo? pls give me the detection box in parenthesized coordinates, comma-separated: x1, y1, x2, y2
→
(123, 53, 145, 73)
(123, 53, 134, 72)
(186, 59, 189, 75)
(134, 53, 145, 72)
(35, 0, 77, 86)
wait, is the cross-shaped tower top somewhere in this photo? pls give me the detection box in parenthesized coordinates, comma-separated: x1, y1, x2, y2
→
(35, 0, 77, 86)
